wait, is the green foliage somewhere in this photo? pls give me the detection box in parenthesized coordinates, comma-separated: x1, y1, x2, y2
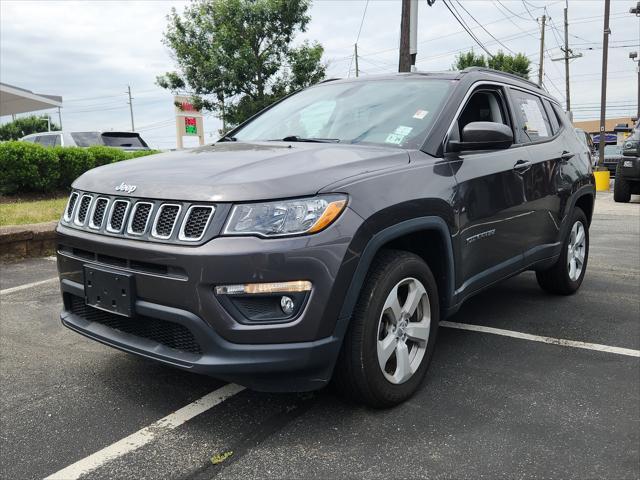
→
(0, 116, 61, 141)
(86, 145, 128, 166)
(453, 51, 487, 70)
(157, 0, 326, 131)
(0, 142, 59, 195)
(453, 50, 531, 79)
(53, 147, 95, 189)
(0, 142, 161, 195)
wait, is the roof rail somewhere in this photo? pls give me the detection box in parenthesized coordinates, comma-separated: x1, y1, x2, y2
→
(460, 67, 545, 91)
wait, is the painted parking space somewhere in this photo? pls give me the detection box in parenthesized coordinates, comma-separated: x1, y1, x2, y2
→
(1, 192, 638, 479)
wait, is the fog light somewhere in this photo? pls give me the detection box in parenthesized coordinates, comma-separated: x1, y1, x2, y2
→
(280, 296, 295, 315)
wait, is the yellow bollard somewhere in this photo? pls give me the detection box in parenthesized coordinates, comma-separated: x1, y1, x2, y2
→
(593, 170, 610, 191)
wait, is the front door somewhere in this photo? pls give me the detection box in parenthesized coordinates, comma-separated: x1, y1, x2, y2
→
(448, 85, 533, 299)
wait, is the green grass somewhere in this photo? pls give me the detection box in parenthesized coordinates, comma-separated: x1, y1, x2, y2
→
(0, 197, 68, 226)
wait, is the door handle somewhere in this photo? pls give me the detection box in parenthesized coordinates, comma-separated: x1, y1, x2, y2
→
(513, 160, 531, 173)
(560, 151, 575, 161)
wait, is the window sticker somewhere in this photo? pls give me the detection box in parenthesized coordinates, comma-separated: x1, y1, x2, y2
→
(385, 125, 413, 145)
(385, 133, 405, 145)
(413, 109, 429, 120)
(394, 125, 413, 136)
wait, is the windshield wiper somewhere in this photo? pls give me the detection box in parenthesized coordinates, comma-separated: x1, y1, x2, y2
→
(270, 135, 340, 143)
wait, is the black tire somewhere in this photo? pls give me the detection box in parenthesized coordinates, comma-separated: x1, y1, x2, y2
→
(614, 164, 631, 203)
(536, 207, 589, 295)
(333, 249, 439, 408)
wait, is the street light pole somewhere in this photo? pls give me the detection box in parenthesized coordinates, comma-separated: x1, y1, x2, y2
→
(597, 0, 611, 168)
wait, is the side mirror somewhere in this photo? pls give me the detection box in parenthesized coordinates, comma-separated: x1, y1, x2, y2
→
(449, 121, 514, 152)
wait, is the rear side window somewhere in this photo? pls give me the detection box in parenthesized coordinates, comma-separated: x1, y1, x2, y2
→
(36, 134, 60, 146)
(510, 90, 553, 143)
(70, 132, 102, 147)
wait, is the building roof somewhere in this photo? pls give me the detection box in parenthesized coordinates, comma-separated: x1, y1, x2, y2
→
(0, 82, 62, 116)
(573, 117, 635, 134)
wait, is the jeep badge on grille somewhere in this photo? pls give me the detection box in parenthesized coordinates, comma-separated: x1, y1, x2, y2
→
(114, 182, 137, 194)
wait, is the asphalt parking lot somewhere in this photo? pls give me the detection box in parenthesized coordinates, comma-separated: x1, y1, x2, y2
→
(1, 191, 638, 480)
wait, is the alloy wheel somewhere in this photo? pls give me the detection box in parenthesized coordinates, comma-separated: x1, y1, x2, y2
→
(376, 277, 431, 385)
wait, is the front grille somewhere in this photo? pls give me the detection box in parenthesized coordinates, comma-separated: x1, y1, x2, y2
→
(68, 295, 202, 355)
(108, 200, 129, 232)
(60, 190, 216, 244)
(180, 206, 214, 240)
(75, 195, 92, 225)
(128, 202, 152, 234)
(90, 198, 109, 229)
(65, 192, 79, 221)
(153, 205, 180, 238)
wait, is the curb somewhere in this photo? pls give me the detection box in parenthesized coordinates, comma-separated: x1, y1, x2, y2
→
(0, 221, 58, 260)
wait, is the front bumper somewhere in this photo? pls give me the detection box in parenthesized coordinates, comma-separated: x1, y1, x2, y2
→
(60, 279, 340, 391)
(56, 207, 365, 391)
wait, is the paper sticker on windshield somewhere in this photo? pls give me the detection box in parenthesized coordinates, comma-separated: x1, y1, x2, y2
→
(413, 109, 429, 120)
(394, 125, 413, 136)
(385, 133, 405, 145)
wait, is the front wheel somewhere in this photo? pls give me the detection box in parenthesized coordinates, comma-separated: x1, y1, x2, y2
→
(536, 207, 589, 295)
(614, 165, 631, 203)
(333, 250, 439, 408)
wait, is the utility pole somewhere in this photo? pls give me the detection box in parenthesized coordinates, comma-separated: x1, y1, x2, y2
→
(552, 3, 582, 111)
(57, 106, 63, 130)
(597, 0, 611, 167)
(398, 0, 411, 72)
(354, 43, 359, 77)
(631, 52, 639, 123)
(563, 6, 571, 111)
(538, 14, 546, 87)
(47, 114, 51, 132)
(631, 3, 640, 123)
(409, 0, 418, 70)
(127, 85, 135, 132)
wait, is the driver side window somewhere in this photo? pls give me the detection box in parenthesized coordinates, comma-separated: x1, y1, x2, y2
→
(457, 89, 510, 137)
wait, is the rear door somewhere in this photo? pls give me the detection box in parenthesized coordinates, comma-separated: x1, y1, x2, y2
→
(506, 88, 565, 260)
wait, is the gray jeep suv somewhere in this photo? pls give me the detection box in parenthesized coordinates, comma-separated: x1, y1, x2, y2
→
(56, 68, 595, 407)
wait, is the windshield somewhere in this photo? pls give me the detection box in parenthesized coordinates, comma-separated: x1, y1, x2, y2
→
(232, 79, 453, 149)
(101, 133, 148, 148)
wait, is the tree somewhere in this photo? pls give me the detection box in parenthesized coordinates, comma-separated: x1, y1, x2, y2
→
(0, 115, 60, 141)
(157, 0, 327, 131)
(453, 50, 531, 79)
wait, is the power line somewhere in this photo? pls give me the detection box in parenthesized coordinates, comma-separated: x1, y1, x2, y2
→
(442, 0, 494, 58)
(454, 1, 516, 54)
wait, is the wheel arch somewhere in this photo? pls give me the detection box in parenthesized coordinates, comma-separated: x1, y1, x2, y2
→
(333, 216, 455, 341)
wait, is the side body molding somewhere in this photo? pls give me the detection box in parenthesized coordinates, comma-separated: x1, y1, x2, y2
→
(333, 216, 456, 341)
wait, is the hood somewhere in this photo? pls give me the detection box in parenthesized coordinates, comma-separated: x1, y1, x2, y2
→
(73, 141, 409, 202)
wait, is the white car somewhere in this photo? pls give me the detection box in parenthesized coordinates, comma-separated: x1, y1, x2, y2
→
(20, 131, 150, 151)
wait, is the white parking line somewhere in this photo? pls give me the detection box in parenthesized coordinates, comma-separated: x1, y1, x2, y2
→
(441, 321, 640, 358)
(0, 277, 58, 296)
(44, 383, 245, 480)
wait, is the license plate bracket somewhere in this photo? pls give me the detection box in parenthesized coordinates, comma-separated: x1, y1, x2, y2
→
(83, 265, 135, 317)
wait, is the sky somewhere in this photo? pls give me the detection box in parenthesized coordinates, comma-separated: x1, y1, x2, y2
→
(1, 0, 639, 149)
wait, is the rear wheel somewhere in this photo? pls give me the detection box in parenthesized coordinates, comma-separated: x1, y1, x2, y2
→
(614, 164, 631, 203)
(536, 207, 589, 295)
(333, 250, 439, 408)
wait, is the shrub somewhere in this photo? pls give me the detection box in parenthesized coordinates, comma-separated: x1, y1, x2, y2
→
(86, 145, 128, 166)
(0, 142, 59, 195)
(0, 143, 161, 194)
(54, 147, 95, 189)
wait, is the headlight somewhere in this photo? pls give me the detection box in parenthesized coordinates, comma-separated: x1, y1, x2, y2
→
(223, 195, 347, 237)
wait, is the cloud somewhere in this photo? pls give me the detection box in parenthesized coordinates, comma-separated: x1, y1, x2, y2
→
(1, 0, 638, 148)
